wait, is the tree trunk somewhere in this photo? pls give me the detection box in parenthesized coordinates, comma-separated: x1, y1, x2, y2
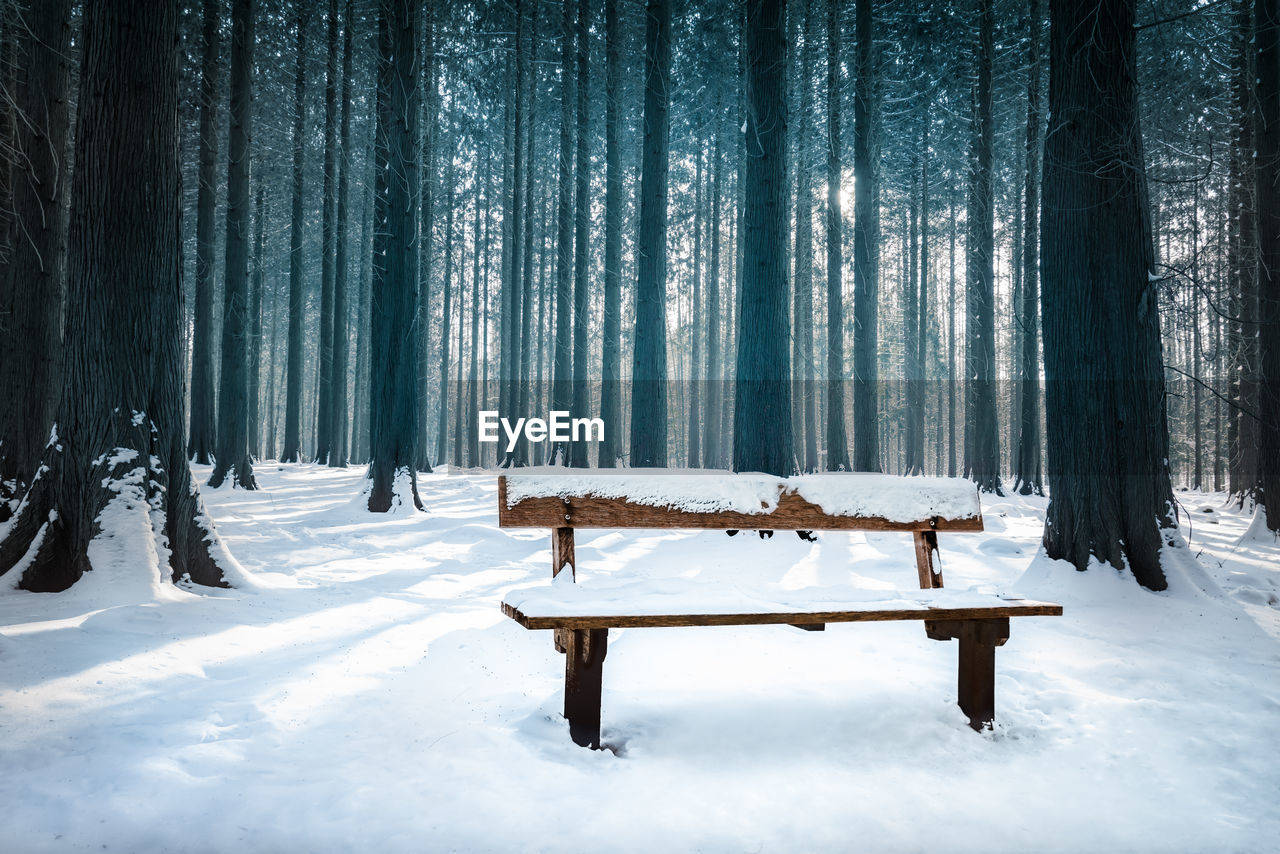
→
(1041, 0, 1174, 589)
(416, 0, 437, 473)
(188, 0, 221, 465)
(851, 0, 879, 472)
(704, 102, 724, 468)
(689, 137, 704, 469)
(209, 0, 256, 491)
(330, 0, 354, 468)
(570, 0, 592, 468)
(965, 0, 1001, 494)
(436, 130, 456, 467)
(248, 185, 265, 459)
(629, 0, 673, 468)
(735, 0, 793, 476)
(0, 0, 234, 592)
(825, 0, 850, 471)
(467, 152, 486, 467)
(368, 0, 423, 512)
(1015, 0, 1045, 496)
(282, 4, 310, 464)
(794, 0, 817, 473)
(550, 0, 575, 466)
(599, 0, 623, 467)
(1256, 0, 1280, 531)
(315, 0, 340, 465)
(0, 0, 71, 518)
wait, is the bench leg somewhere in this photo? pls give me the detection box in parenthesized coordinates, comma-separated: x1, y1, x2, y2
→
(564, 628, 608, 748)
(926, 618, 1009, 731)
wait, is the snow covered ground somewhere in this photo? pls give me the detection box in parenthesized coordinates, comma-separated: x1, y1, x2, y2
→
(1, 464, 1278, 853)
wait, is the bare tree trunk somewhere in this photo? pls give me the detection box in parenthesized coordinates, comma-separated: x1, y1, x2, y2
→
(248, 185, 265, 459)
(315, 0, 340, 465)
(330, 0, 354, 468)
(793, 0, 817, 473)
(825, 0, 850, 471)
(599, 0, 623, 467)
(368, 0, 423, 512)
(1015, 0, 1044, 496)
(188, 0, 221, 465)
(569, 0, 592, 467)
(282, 4, 310, 463)
(209, 0, 257, 491)
(1041, 0, 1174, 588)
(0, 0, 71, 517)
(1256, 0, 1280, 531)
(851, 0, 879, 472)
(630, 0, 673, 467)
(735, 0, 793, 476)
(0, 0, 234, 591)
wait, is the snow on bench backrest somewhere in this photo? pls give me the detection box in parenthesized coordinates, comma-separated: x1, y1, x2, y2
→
(498, 470, 983, 532)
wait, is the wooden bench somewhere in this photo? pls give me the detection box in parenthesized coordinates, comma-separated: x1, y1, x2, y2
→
(498, 473, 1062, 748)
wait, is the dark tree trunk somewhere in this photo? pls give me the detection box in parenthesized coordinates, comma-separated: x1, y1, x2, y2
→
(629, 0, 673, 468)
(599, 0, 623, 467)
(794, 0, 817, 473)
(549, 0, 575, 466)
(1257, 0, 1280, 531)
(368, 0, 422, 512)
(416, 0, 436, 473)
(248, 185, 265, 459)
(965, 0, 1001, 494)
(516, 12, 537, 467)
(569, 0, 592, 468)
(467, 153, 486, 467)
(1015, 0, 1045, 496)
(188, 0, 221, 465)
(1228, 0, 1259, 505)
(825, 0, 850, 471)
(209, 0, 256, 491)
(734, 0, 793, 476)
(916, 86, 930, 477)
(704, 103, 724, 468)
(352, 186, 373, 463)
(689, 138, 704, 469)
(851, 0, 879, 472)
(281, 3, 310, 463)
(1041, 0, 1174, 589)
(0, 0, 71, 519)
(436, 130, 456, 467)
(315, 0, 340, 465)
(330, 0, 354, 468)
(947, 186, 957, 477)
(0, 0, 233, 592)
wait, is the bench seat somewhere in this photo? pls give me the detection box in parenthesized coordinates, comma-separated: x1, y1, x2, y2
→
(503, 579, 1062, 629)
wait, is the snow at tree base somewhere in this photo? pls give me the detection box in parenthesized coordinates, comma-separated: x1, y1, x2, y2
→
(1, 466, 1277, 852)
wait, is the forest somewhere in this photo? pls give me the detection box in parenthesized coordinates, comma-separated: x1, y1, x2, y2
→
(1, 0, 1279, 849)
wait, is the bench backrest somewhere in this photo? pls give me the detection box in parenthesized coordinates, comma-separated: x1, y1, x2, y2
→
(498, 473, 984, 591)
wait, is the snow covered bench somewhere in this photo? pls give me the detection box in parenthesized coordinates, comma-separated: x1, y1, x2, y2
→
(497, 472, 1062, 748)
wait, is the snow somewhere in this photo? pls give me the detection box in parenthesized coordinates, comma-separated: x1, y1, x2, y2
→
(505, 468, 981, 522)
(0, 465, 1277, 852)
(505, 573, 1035, 619)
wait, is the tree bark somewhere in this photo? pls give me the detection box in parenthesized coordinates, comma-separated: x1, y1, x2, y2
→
(630, 0, 673, 468)
(1041, 0, 1174, 589)
(281, 3, 310, 463)
(188, 0, 221, 465)
(599, 0, 623, 467)
(315, 0, 340, 465)
(330, 0, 354, 468)
(824, 0, 850, 471)
(368, 0, 423, 512)
(569, 0, 592, 468)
(734, 0, 793, 476)
(965, 0, 1001, 494)
(0, 0, 234, 592)
(209, 0, 256, 491)
(0, 0, 71, 518)
(851, 0, 879, 472)
(1015, 0, 1045, 496)
(1256, 0, 1280, 531)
